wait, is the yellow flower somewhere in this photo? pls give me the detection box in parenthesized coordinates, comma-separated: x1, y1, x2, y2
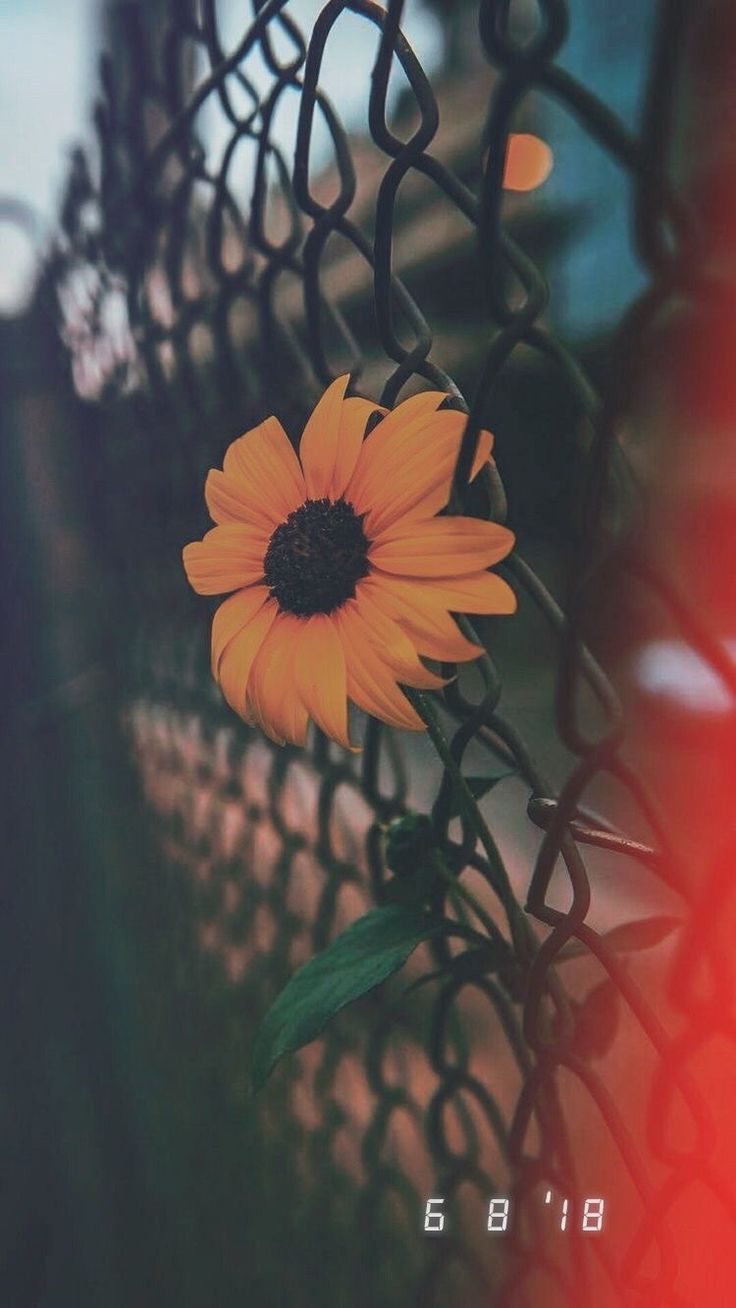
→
(182, 376, 515, 747)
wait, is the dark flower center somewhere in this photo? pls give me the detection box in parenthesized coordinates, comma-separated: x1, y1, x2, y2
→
(263, 497, 370, 616)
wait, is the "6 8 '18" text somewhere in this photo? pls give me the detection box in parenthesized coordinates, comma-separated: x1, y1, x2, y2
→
(423, 1194, 606, 1234)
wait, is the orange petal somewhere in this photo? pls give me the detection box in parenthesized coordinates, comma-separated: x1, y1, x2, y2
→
(205, 415, 305, 529)
(294, 614, 353, 748)
(348, 585, 446, 689)
(369, 517, 514, 576)
(348, 407, 494, 537)
(182, 523, 268, 595)
(298, 374, 349, 498)
(247, 612, 309, 746)
(347, 402, 460, 517)
(348, 389, 447, 482)
(334, 609, 425, 731)
(205, 468, 258, 527)
(224, 415, 305, 516)
(331, 397, 387, 498)
(368, 575, 484, 662)
(385, 427, 492, 518)
(391, 571, 517, 615)
(300, 379, 387, 499)
(365, 426, 493, 536)
(217, 595, 279, 717)
(297, 375, 383, 502)
(210, 585, 272, 678)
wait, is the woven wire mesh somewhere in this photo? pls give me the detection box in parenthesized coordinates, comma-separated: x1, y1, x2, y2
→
(45, 0, 736, 1303)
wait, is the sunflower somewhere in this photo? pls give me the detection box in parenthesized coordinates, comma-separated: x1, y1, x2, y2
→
(182, 376, 516, 747)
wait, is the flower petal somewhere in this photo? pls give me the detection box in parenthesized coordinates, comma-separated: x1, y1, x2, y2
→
(217, 595, 279, 717)
(348, 404, 494, 537)
(182, 524, 268, 595)
(331, 397, 387, 498)
(294, 614, 353, 749)
(298, 374, 349, 498)
(247, 612, 309, 746)
(347, 398, 456, 517)
(206, 415, 306, 529)
(370, 517, 514, 576)
(300, 380, 387, 499)
(368, 575, 484, 662)
(349, 389, 447, 476)
(366, 427, 493, 536)
(372, 428, 493, 530)
(210, 585, 272, 678)
(392, 571, 518, 615)
(350, 585, 446, 689)
(334, 608, 425, 731)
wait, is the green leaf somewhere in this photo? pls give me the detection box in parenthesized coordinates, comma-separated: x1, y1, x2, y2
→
(449, 773, 515, 818)
(251, 905, 449, 1090)
(572, 979, 620, 1060)
(398, 943, 506, 1004)
(601, 916, 683, 952)
(556, 915, 682, 962)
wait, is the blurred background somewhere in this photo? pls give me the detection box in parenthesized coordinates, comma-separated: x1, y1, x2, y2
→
(2, 2, 736, 1305)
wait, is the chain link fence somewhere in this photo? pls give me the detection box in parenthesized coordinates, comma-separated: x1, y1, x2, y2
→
(12, 0, 735, 1303)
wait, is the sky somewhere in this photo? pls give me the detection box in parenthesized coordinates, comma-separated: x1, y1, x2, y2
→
(0, 0, 655, 338)
(0, 0, 442, 314)
(0, 0, 97, 311)
(202, 0, 443, 168)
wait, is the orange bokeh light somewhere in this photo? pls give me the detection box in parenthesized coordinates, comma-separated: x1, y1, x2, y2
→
(503, 132, 554, 192)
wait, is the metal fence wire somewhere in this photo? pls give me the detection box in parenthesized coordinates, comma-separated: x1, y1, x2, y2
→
(41, 0, 736, 1304)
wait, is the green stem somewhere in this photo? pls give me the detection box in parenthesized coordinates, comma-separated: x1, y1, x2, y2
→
(407, 688, 533, 960)
(429, 850, 504, 947)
